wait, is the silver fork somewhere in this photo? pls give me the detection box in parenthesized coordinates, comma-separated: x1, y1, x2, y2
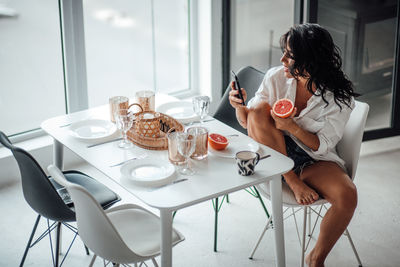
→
(183, 118, 215, 126)
(109, 155, 147, 167)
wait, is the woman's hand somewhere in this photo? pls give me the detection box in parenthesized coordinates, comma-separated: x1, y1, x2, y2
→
(270, 107, 298, 132)
(229, 81, 247, 109)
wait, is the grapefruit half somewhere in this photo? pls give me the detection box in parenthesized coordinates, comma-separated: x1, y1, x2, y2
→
(272, 98, 295, 118)
(208, 133, 229, 150)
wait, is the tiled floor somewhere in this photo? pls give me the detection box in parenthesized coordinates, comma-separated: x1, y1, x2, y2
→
(1, 136, 400, 266)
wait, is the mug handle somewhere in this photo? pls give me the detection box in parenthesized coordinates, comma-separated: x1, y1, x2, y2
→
(254, 152, 260, 165)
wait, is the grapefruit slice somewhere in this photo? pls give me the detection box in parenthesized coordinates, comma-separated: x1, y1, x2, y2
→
(272, 98, 295, 118)
(208, 133, 229, 150)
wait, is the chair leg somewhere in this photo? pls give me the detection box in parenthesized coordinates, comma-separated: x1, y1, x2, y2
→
(84, 245, 90, 255)
(213, 197, 219, 252)
(253, 186, 271, 218)
(344, 229, 363, 267)
(20, 214, 41, 267)
(151, 257, 159, 267)
(308, 208, 312, 237)
(55, 222, 62, 267)
(89, 254, 97, 267)
(301, 207, 307, 267)
(249, 215, 274, 259)
(226, 194, 229, 203)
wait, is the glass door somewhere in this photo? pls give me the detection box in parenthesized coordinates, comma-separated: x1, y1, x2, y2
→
(312, 0, 400, 140)
(222, 0, 297, 90)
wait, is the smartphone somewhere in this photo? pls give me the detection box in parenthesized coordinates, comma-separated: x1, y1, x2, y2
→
(231, 70, 245, 105)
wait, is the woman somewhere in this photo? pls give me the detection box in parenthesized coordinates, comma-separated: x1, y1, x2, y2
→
(229, 23, 359, 267)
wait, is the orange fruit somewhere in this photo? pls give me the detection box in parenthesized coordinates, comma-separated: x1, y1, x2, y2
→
(272, 98, 295, 118)
(208, 133, 229, 150)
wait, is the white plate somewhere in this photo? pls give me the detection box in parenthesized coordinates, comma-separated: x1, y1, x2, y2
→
(69, 119, 117, 142)
(120, 159, 176, 187)
(157, 101, 200, 123)
(209, 137, 260, 158)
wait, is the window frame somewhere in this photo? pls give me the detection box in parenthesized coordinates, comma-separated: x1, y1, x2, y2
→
(7, 0, 202, 143)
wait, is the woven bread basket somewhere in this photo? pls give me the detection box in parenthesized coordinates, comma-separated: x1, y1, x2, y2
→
(127, 111, 184, 150)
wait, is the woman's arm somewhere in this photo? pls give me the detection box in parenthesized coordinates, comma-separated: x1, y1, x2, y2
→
(235, 106, 249, 128)
(288, 121, 320, 151)
(270, 108, 320, 151)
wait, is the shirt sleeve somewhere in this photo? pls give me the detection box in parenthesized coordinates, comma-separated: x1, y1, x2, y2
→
(247, 67, 281, 108)
(314, 100, 354, 156)
(247, 75, 269, 109)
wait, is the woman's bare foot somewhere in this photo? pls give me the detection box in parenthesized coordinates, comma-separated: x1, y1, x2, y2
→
(283, 171, 319, 205)
(306, 250, 325, 267)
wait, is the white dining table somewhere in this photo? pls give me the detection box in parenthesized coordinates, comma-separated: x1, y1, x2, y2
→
(41, 98, 293, 267)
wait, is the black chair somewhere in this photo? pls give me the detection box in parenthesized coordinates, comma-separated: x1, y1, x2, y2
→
(0, 131, 121, 267)
(211, 66, 271, 251)
(214, 66, 266, 134)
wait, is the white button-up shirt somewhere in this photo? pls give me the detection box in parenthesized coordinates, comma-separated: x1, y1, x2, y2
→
(247, 66, 355, 170)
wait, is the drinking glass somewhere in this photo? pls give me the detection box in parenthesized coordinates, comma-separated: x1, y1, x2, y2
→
(177, 133, 196, 175)
(109, 96, 129, 123)
(187, 126, 208, 160)
(167, 131, 186, 165)
(114, 108, 134, 149)
(192, 96, 210, 124)
(135, 90, 155, 111)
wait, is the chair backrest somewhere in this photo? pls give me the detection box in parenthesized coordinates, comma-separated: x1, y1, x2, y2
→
(47, 165, 139, 264)
(336, 101, 369, 179)
(213, 66, 265, 135)
(0, 131, 75, 221)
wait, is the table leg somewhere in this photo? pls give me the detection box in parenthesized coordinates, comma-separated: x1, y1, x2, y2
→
(53, 139, 64, 256)
(160, 209, 173, 267)
(270, 175, 285, 267)
(53, 139, 64, 169)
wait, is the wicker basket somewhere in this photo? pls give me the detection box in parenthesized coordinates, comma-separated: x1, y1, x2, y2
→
(135, 112, 161, 138)
(127, 111, 184, 150)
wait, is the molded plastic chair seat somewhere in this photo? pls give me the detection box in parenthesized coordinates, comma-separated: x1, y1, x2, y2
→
(258, 182, 327, 207)
(106, 204, 182, 257)
(53, 170, 120, 210)
(48, 165, 185, 266)
(0, 130, 121, 266)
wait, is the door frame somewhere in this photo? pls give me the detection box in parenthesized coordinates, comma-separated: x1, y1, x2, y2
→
(308, 0, 400, 141)
(222, 0, 400, 141)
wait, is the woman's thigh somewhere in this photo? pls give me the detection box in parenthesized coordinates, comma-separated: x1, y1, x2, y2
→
(299, 161, 357, 206)
(247, 101, 286, 154)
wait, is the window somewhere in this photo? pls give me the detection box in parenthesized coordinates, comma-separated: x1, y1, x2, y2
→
(83, 0, 190, 108)
(0, 0, 66, 136)
(0, 0, 193, 137)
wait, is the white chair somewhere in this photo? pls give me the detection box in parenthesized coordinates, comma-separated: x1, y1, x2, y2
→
(47, 165, 184, 267)
(249, 100, 369, 267)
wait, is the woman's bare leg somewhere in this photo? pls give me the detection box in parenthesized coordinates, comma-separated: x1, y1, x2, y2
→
(300, 161, 358, 267)
(247, 101, 318, 204)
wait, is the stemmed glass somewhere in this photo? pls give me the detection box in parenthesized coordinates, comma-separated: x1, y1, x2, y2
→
(192, 96, 210, 124)
(177, 133, 196, 175)
(114, 108, 134, 149)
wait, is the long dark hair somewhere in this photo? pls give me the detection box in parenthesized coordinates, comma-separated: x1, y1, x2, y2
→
(280, 23, 359, 109)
